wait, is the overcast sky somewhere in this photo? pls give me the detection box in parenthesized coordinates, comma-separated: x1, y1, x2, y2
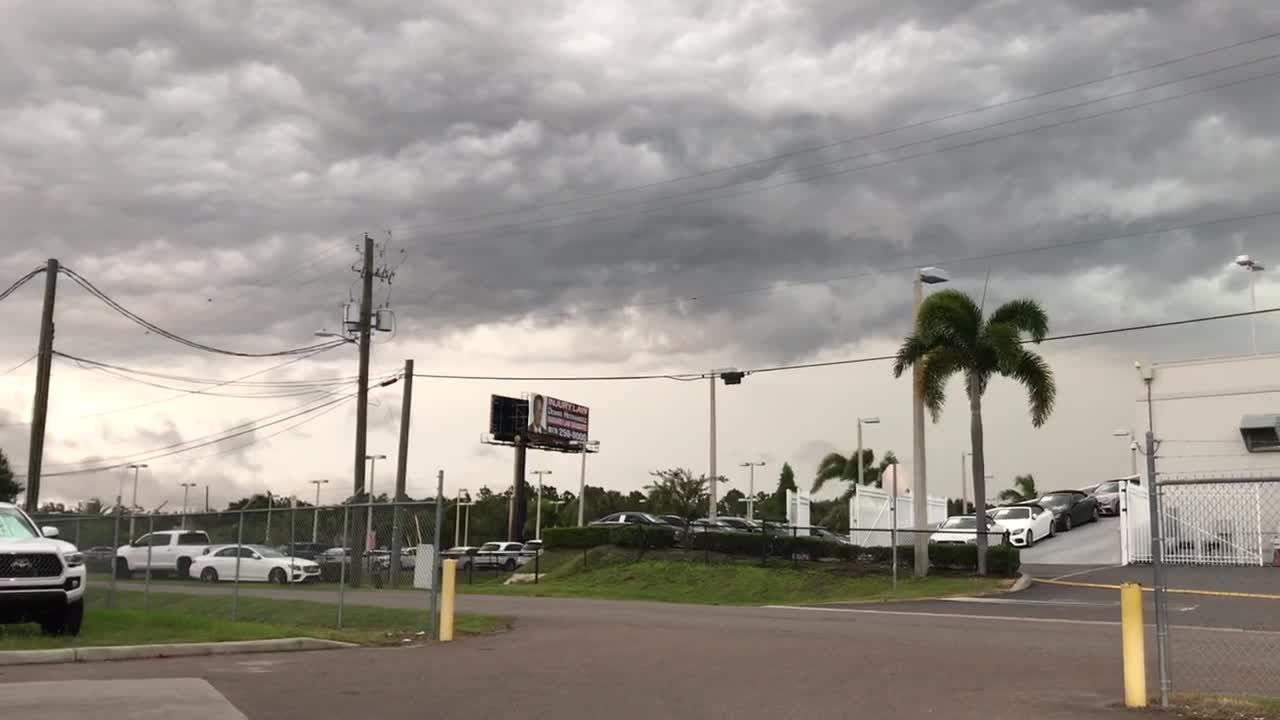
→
(3, 1, 1280, 514)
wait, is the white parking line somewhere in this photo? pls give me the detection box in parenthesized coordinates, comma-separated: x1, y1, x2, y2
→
(763, 605, 1246, 632)
(942, 597, 1117, 608)
(1047, 565, 1124, 582)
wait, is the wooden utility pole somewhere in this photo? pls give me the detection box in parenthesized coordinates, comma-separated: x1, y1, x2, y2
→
(389, 358, 413, 585)
(24, 259, 58, 512)
(350, 234, 374, 586)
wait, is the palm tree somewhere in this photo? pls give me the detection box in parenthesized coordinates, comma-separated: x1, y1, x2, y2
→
(811, 449, 898, 499)
(893, 290, 1056, 575)
(998, 474, 1038, 504)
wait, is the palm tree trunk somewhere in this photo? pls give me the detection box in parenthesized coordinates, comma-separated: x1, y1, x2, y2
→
(969, 372, 989, 576)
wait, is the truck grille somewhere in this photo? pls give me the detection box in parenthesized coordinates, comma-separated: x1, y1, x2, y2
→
(0, 553, 62, 578)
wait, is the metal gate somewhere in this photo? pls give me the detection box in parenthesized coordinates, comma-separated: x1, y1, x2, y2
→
(849, 487, 947, 546)
(1124, 475, 1280, 566)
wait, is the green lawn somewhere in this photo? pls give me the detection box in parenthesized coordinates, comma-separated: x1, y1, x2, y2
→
(458, 548, 1004, 605)
(0, 589, 509, 651)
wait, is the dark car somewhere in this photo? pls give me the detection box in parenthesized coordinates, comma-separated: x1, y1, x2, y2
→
(657, 514, 689, 529)
(589, 512, 669, 527)
(1032, 491, 1100, 531)
(276, 542, 329, 561)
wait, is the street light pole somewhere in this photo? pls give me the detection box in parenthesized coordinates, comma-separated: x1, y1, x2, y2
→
(365, 454, 386, 551)
(739, 461, 765, 519)
(127, 464, 148, 539)
(1236, 255, 1265, 355)
(856, 417, 881, 492)
(532, 470, 552, 539)
(308, 479, 329, 543)
(575, 440, 599, 526)
(961, 451, 972, 513)
(455, 488, 467, 547)
(912, 267, 948, 577)
(179, 483, 196, 528)
(708, 368, 744, 520)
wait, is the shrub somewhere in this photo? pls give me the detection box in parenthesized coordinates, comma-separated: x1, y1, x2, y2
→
(928, 543, 1021, 575)
(542, 527, 610, 549)
(608, 525, 678, 550)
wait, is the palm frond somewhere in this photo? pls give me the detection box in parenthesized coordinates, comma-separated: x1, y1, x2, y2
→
(892, 334, 932, 378)
(811, 453, 850, 493)
(988, 298, 1049, 342)
(915, 289, 982, 351)
(919, 347, 965, 421)
(1007, 350, 1057, 427)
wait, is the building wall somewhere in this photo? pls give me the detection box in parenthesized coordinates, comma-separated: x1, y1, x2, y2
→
(1136, 352, 1280, 479)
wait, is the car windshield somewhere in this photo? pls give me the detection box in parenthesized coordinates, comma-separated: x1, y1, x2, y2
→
(0, 507, 39, 539)
(941, 516, 977, 529)
(991, 507, 1031, 520)
(479, 543, 501, 552)
(251, 545, 285, 558)
(1096, 481, 1121, 494)
(1039, 494, 1073, 510)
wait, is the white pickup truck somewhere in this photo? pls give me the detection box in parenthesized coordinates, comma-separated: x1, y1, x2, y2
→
(0, 502, 86, 636)
(115, 529, 213, 579)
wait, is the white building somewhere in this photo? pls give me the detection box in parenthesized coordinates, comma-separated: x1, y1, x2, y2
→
(1128, 353, 1280, 565)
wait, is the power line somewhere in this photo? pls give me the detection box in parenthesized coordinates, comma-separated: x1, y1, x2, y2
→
(0, 266, 44, 304)
(0, 354, 36, 377)
(36, 391, 361, 478)
(53, 350, 363, 388)
(397, 55, 1280, 251)
(387, 30, 1280, 236)
(522, 206, 1280, 321)
(410, 306, 1280, 382)
(58, 266, 349, 358)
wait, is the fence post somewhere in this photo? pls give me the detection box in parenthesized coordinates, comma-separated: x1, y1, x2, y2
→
(232, 507, 244, 621)
(792, 526, 799, 570)
(338, 504, 349, 629)
(109, 504, 121, 609)
(289, 498, 298, 589)
(429, 471, 445, 640)
(1145, 431, 1170, 707)
(890, 493, 899, 593)
(143, 512, 154, 611)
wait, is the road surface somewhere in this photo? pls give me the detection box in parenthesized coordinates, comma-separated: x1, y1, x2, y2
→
(1021, 515, 1120, 565)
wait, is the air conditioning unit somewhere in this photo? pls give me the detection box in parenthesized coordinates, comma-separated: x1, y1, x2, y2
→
(1240, 414, 1280, 452)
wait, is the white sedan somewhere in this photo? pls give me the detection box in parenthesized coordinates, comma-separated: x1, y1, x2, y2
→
(987, 504, 1055, 547)
(189, 544, 321, 584)
(929, 515, 1009, 545)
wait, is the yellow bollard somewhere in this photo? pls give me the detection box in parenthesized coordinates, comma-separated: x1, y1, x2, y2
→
(1121, 582, 1147, 708)
(439, 559, 457, 642)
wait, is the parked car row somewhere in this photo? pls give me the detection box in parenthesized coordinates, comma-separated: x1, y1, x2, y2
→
(443, 540, 541, 571)
(932, 485, 1114, 549)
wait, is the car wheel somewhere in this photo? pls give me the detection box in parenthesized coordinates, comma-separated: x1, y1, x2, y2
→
(201, 567, 219, 582)
(269, 568, 289, 584)
(114, 558, 131, 579)
(176, 557, 193, 579)
(503, 558, 517, 571)
(1064, 515, 1073, 531)
(40, 599, 84, 637)
(1026, 531, 1034, 546)
(1092, 506, 1100, 523)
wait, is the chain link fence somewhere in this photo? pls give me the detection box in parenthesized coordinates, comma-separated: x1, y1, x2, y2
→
(1149, 475, 1280, 699)
(30, 500, 445, 630)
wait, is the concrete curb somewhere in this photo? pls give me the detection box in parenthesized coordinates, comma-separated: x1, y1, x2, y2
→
(0, 637, 355, 667)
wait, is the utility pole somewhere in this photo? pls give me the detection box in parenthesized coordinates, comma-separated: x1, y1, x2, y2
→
(23, 259, 58, 513)
(204, 485, 210, 513)
(961, 451, 971, 513)
(127, 463, 147, 539)
(509, 441, 528, 541)
(575, 440, 598, 526)
(390, 359, 413, 586)
(351, 234, 374, 586)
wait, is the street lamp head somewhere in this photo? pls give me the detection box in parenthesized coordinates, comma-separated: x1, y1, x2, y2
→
(128, 464, 148, 470)
(918, 266, 950, 284)
(1236, 254, 1265, 271)
(1112, 429, 1132, 438)
(859, 416, 881, 425)
(365, 454, 387, 460)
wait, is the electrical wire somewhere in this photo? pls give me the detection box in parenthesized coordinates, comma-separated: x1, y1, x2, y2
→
(522, 206, 1280, 321)
(57, 266, 350, 358)
(0, 266, 44, 304)
(0, 354, 36, 377)
(410, 306, 1280, 382)
(388, 29, 1280, 235)
(397, 55, 1280, 251)
(37, 391, 361, 477)
(53, 351, 362, 388)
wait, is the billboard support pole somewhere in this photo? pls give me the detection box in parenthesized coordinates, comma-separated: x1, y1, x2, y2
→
(510, 439, 528, 542)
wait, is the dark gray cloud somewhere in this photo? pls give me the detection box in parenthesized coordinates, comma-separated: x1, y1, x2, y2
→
(2, 0, 1280, 372)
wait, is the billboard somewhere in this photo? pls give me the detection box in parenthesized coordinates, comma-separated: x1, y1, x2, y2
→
(527, 393, 590, 446)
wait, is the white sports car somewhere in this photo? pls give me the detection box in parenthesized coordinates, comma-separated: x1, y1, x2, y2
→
(987, 504, 1055, 547)
(189, 544, 321, 584)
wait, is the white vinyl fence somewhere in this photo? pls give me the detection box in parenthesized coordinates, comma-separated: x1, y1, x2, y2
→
(785, 489, 812, 528)
(1122, 476, 1280, 566)
(848, 487, 947, 546)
